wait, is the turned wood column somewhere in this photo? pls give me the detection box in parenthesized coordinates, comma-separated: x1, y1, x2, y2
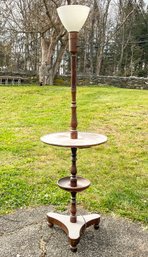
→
(69, 32, 78, 139)
(70, 148, 77, 223)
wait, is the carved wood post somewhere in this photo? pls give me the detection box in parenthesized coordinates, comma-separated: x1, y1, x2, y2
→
(70, 148, 77, 223)
(69, 32, 78, 222)
(69, 32, 78, 139)
(70, 148, 77, 187)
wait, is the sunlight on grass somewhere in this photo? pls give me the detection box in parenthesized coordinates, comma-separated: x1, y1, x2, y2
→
(0, 85, 147, 223)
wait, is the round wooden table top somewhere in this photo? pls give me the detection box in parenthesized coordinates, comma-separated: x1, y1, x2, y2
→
(40, 131, 107, 148)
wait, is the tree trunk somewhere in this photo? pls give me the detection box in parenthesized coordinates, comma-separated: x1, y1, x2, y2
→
(39, 35, 67, 85)
(39, 37, 49, 85)
(95, 0, 111, 75)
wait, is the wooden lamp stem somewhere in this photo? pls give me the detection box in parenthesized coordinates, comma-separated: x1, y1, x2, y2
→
(70, 148, 77, 223)
(69, 32, 78, 222)
(69, 32, 78, 139)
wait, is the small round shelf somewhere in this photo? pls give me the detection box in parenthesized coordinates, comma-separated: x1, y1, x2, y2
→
(40, 131, 107, 148)
(57, 176, 90, 192)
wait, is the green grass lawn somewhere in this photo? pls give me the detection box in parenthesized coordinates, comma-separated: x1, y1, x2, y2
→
(0, 85, 147, 224)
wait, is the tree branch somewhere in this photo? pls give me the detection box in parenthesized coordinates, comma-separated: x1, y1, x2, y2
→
(50, 0, 58, 8)
(105, 7, 136, 47)
(42, 0, 57, 31)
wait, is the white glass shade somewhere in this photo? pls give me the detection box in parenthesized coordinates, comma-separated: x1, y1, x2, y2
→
(57, 5, 90, 32)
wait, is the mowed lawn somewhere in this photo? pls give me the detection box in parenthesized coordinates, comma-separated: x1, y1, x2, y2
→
(0, 85, 147, 223)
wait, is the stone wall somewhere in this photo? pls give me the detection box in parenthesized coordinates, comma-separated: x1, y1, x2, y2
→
(0, 71, 36, 85)
(88, 75, 148, 90)
(0, 76, 29, 85)
(56, 75, 148, 89)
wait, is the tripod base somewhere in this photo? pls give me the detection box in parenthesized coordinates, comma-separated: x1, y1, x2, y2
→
(47, 212, 100, 252)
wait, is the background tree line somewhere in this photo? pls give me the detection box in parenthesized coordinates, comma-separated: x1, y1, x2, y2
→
(0, 0, 148, 84)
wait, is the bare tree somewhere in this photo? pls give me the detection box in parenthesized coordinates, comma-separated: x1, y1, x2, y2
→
(1, 0, 68, 84)
(1, 0, 147, 80)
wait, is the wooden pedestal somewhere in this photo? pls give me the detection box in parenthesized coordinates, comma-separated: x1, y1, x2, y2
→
(47, 212, 100, 252)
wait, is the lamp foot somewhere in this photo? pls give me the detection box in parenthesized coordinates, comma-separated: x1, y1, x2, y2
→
(47, 212, 100, 251)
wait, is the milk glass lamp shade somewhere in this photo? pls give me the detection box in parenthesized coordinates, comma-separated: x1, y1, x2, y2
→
(57, 5, 90, 32)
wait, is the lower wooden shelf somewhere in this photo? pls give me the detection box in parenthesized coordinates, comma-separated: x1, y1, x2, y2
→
(57, 176, 90, 192)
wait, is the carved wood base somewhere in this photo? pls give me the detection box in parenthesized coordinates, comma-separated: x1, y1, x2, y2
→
(47, 212, 100, 252)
